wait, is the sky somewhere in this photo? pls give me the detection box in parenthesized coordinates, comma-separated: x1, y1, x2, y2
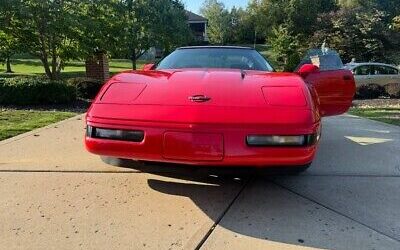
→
(183, 0, 249, 14)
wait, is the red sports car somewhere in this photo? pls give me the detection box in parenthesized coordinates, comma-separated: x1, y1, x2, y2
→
(85, 46, 355, 173)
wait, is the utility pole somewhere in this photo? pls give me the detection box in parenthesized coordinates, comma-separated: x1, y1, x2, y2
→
(253, 30, 257, 49)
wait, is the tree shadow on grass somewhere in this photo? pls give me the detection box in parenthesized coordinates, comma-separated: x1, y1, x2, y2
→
(0, 71, 86, 79)
(11, 59, 44, 66)
(10, 59, 85, 68)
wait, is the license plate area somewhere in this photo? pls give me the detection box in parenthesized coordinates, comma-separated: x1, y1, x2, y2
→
(163, 132, 224, 161)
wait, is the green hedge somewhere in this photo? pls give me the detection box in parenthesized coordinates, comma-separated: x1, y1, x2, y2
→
(67, 77, 104, 100)
(0, 77, 76, 105)
(356, 84, 386, 99)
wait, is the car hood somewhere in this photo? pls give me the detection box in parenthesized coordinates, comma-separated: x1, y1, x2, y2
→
(96, 69, 310, 108)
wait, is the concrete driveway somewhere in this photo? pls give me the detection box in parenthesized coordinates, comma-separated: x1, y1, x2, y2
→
(0, 114, 399, 249)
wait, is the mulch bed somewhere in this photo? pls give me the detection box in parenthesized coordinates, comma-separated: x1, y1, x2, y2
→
(352, 99, 400, 109)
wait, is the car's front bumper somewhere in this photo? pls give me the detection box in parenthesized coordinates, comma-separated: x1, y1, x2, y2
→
(85, 119, 319, 167)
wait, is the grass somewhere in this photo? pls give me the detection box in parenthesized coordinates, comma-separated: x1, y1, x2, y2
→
(0, 109, 77, 141)
(0, 59, 145, 79)
(0, 46, 274, 77)
(0, 58, 146, 141)
(349, 107, 400, 126)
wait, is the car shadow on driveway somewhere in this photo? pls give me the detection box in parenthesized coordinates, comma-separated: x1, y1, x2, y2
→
(100, 157, 399, 250)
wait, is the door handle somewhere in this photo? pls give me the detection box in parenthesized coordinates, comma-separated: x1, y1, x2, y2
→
(188, 95, 211, 103)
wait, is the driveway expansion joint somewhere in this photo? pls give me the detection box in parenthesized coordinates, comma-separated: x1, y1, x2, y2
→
(271, 179, 400, 243)
(194, 176, 253, 250)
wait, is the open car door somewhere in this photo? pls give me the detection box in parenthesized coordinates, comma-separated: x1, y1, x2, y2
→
(296, 49, 356, 117)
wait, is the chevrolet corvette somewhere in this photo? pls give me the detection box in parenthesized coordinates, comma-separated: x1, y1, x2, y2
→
(85, 46, 356, 173)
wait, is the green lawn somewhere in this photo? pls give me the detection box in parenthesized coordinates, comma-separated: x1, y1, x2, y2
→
(0, 109, 77, 141)
(0, 59, 145, 79)
(0, 58, 142, 140)
(349, 107, 400, 126)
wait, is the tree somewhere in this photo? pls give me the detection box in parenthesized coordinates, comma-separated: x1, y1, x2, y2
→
(246, 0, 337, 70)
(310, 7, 399, 63)
(147, 0, 191, 56)
(0, 0, 21, 73)
(227, 7, 255, 44)
(248, 0, 336, 41)
(338, 0, 400, 19)
(77, 0, 121, 58)
(0, 31, 20, 73)
(114, 0, 154, 69)
(337, 0, 362, 8)
(285, 0, 337, 37)
(107, 0, 190, 69)
(2, 0, 82, 80)
(269, 25, 301, 71)
(247, 0, 279, 41)
(374, 0, 400, 19)
(201, 0, 231, 44)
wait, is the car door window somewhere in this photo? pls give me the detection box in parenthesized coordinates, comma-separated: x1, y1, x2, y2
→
(373, 66, 389, 75)
(296, 49, 343, 71)
(354, 65, 372, 75)
(386, 67, 399, 75)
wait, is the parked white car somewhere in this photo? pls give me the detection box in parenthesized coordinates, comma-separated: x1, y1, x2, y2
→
(345, 62, 400, 87)
(344, 62, 400, 98)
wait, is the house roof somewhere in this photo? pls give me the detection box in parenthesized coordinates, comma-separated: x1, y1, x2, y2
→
(185, 10, 207, 22)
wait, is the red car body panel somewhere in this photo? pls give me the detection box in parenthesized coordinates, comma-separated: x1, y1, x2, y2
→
(85, 67, 355, 167)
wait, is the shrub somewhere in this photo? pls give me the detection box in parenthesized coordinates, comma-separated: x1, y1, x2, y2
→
(356, 84, 386, 99)
(384, 83, 400, 98)
(67, 77, 104, 99)
(0, 77, 76, 105)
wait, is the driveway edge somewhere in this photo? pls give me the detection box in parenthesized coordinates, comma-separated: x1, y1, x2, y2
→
(0, 113, 85, 146)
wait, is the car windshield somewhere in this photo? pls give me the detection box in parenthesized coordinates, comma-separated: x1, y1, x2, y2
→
(156, 48, 274, 71)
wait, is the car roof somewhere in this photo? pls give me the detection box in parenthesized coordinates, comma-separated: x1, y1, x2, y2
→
(177, 46, 254, 50)
(345, 62, 399, 69)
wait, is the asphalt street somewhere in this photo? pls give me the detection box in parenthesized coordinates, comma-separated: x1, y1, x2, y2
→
(0, 114, 399, 249)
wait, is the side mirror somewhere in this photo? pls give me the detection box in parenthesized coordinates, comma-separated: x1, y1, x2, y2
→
(297, 64, 319, 77)
(142, 63, 155, 71)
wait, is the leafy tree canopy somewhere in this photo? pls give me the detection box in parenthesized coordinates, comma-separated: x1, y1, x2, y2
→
(82, 0, 190, 69)
(2, 0, 83, 79)
(311, 8, 400, 63)
(201, 0, 231, 44)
